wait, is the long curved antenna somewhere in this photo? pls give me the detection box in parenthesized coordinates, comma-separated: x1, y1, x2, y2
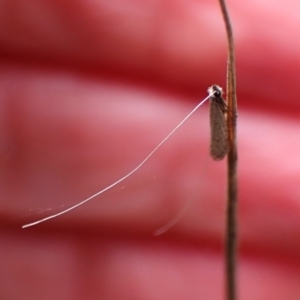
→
(22, 93, 213, 228)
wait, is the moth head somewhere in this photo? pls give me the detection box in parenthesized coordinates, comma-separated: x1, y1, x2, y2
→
(208, 84, 223, 98)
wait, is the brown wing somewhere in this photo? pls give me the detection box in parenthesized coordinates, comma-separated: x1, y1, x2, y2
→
(209, 98, 228, 160)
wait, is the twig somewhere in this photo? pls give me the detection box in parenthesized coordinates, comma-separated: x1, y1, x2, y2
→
(218, 1, 238, 300)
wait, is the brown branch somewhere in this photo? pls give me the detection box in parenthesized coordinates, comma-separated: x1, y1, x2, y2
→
(218, 1, 238, 300)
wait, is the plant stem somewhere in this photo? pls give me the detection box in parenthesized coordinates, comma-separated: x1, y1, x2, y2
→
(218, 1, 238, 300)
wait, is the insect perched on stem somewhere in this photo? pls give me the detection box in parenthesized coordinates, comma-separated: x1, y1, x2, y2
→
(22, 86, 227, 229)
(208, 84, 228, 160)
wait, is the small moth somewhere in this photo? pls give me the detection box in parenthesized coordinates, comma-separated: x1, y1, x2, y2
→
(22, 86, 225, 228)
(208, 84, 228, 160)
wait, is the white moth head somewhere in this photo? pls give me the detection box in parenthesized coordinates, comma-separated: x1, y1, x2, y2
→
(208, 84, 223, 98)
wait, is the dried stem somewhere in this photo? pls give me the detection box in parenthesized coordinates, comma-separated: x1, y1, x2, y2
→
(218, 1, 238, 300)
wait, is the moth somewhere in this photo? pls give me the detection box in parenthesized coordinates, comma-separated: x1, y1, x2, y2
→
(22, 86, 227, 228)
(208, 84, 228, 160)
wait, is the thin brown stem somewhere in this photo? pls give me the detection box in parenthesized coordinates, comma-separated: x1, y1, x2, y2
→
(218, 1, 238, 300)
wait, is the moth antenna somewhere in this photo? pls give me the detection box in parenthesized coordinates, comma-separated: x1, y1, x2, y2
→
(22, 93, 214, 228)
